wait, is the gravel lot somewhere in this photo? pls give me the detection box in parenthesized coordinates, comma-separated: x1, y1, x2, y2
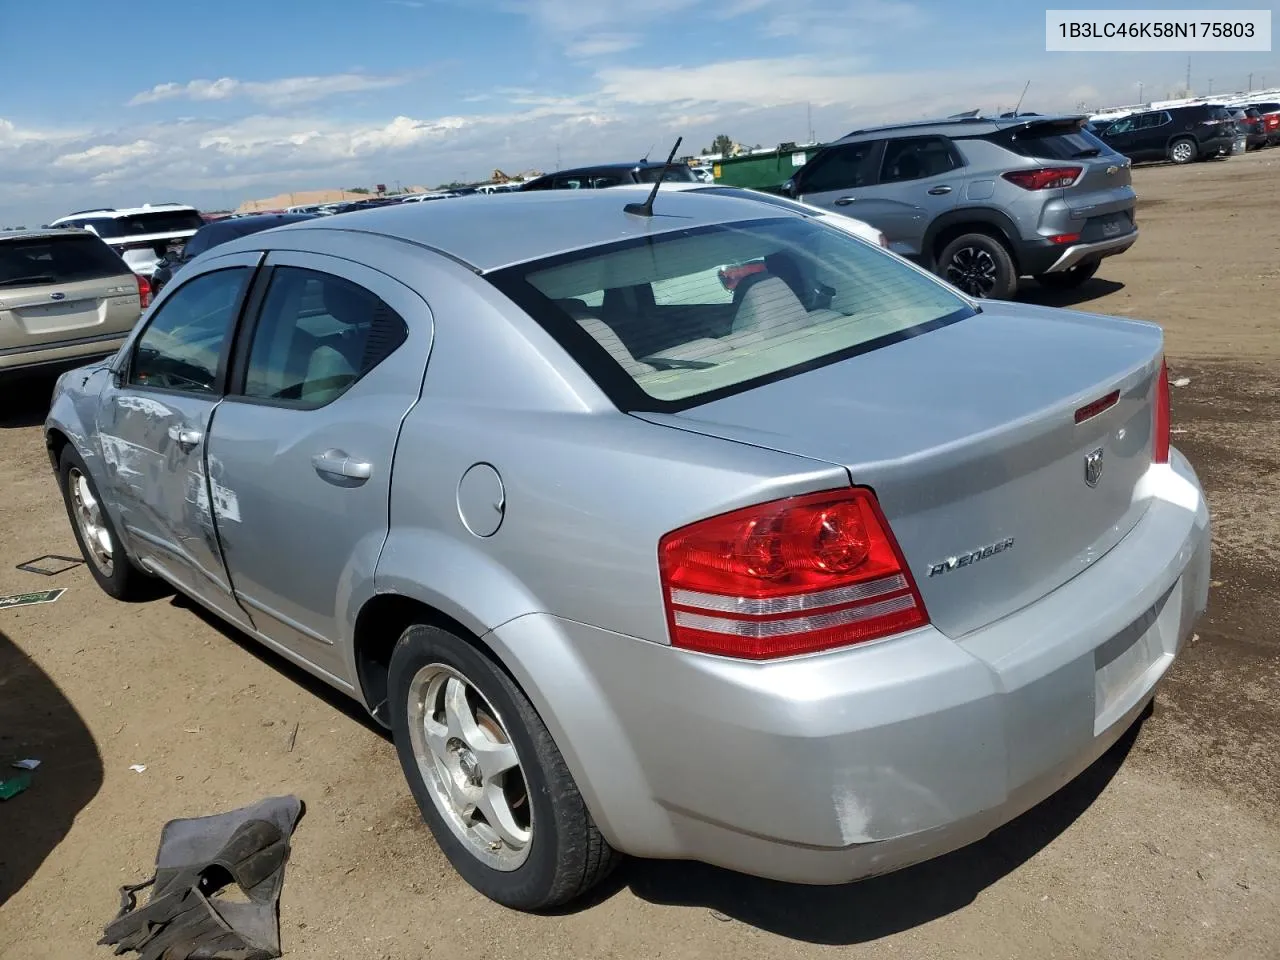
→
(2, 150, 1278, 960)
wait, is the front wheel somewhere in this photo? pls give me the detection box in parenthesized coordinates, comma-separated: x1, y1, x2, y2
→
(57, 446, 156, 601)
(388, 624, 618, 910)
(1035, 260, 1099, 290)
(938, 233, 1018, 300)
(1168, 138, 1197, 164)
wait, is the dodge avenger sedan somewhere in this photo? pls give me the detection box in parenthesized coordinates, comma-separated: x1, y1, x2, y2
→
(45, 188, 1210, 910)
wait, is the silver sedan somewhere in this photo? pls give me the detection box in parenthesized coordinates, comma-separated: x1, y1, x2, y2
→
(45, 189, 1210, 909)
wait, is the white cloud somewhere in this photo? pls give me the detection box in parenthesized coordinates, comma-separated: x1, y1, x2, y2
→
(598, 57, 880, 108)
(566, 33, 640, 58)
(128, 73, 408, 107)
(53, 139, 159, 170)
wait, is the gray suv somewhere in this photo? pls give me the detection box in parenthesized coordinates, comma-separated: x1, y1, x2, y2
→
(782, 115, 1138, 299)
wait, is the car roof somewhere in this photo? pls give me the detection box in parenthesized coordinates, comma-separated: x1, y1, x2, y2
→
(51, 202, 197, 223)
(234, 189, 804, 272)
(1, 226, 98, 242)
(836, 113, 1087, 142)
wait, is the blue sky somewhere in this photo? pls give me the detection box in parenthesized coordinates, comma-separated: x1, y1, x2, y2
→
(0, 0, 1274, 223)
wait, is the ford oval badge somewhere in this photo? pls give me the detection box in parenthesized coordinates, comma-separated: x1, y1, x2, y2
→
(50, 292, 66, 301)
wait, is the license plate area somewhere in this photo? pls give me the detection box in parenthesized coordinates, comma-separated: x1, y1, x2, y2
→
(1093, 584, 1177, 734)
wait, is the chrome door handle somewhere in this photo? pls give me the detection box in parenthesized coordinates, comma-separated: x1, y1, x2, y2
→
(833, 197, 857, 206)
(312, 449, 373, 481)
(176, 429, 203, 452)
(928, 185, 953, 195)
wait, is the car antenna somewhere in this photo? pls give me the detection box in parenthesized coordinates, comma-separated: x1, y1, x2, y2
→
(1012, 79, 1032, 115)
(625, 136, 682, 218)
(641, 143, 655, 162)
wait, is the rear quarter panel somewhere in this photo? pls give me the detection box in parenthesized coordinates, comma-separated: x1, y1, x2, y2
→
(372, 264, 848, 653)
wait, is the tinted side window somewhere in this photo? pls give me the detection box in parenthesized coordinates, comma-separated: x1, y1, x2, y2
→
(879, 137, 959, 183)
(130, 268, 248, 394)
(797, 141, 880, 192)
(240, 267, 407, 408)
(1104, 116, 1137, 135)
(1139, 112, 1169, 129)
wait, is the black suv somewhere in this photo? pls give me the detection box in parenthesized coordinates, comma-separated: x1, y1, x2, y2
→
(1094, 104, 1235, 164)
(151, 213, 316, 293)
(519, 161, 699, 191)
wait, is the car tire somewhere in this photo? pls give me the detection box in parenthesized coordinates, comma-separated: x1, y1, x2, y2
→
(937, 233, 1018, 300)
(1035, 260, 1099, 290)
(1168, 138, 1197, 164)
(57, 446, 156, 601)
(388, 623, 619, 910)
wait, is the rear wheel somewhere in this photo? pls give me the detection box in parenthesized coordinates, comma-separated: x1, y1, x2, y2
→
(938, 233, 1018, 300)
(1168, 138, 1197, 164)
(1035, 260, 1099, 290)
(388, 623, 618, 910)
(57, 446, 155, 601)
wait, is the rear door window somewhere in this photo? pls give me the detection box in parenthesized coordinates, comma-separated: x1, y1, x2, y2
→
(238, 267, 408, 408)
(879, 137, 960, 183)
(797, 141, 881, 192)
(0, 235, 129, 286)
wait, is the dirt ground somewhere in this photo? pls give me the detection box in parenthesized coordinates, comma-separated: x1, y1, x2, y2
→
(2, 151, 1278, 960)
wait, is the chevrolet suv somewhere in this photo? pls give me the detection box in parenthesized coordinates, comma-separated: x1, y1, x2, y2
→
(1095, 104, 1236, 164)
(782, 115, 1137, 299)
(49, 203, 204, 279)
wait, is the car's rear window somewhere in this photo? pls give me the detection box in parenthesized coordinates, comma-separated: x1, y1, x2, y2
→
(488, 216, 973, 412)
(88, 211, 204, 239)
(0, 234, 129, 287)
(989, 123, 1114, 160)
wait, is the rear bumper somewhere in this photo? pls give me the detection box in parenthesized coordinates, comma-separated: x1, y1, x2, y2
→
(0, 331, 127, 373)
(488, 449, 1210, 884)
(1017, 230, 1138, 276)
(1197, 135, 1234, 158)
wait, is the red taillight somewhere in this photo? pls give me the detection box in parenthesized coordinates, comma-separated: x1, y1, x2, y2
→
(1153, 357, 1170, 464)
(658, 488, 929, 660)
(135, 273, 152, 308)
(1002, 167, 1083, 190)
(1048, 233, 1082, 245)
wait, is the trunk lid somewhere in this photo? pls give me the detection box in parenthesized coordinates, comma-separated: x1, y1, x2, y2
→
(1012, 117, 1138, 226)
(635, 302, 1164, 638)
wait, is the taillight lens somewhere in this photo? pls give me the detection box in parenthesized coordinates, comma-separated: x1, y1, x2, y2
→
(1002, 167, 1083, 190)
(135, 273, 152, 308)
(1152, 356, 1170, 464)
(659, 488, 929, 659)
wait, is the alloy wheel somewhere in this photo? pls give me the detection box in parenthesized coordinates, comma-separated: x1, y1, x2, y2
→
(68, 468, 113, 576)
(945, 246, 999, 298)
(406, 664, 532, 871)
(1172, 141, 1194, 163)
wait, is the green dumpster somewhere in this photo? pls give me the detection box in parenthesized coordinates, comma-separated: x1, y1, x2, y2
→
(710, 142, 825, 192)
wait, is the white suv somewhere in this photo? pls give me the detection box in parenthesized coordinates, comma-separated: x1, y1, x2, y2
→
(49, 203, 204, 279)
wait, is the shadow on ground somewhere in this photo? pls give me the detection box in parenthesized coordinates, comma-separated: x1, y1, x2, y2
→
(0, 628, 103, 906)
(170, 594, 388, 739)
(0, 372, 59, 430)
(602, 714, 1145, 944)
(1019, 277, 1125, 308)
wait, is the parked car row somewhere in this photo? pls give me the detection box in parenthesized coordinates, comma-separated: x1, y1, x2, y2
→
(1091, 101, 1280, 163)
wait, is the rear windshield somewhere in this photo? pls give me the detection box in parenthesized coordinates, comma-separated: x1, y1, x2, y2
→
(0, 234, 129, 287)
(488, 216, 973, 411)
(87, 211, 204, 239)
(988, 123, 1114, 160)
(635, 164, 698, 183)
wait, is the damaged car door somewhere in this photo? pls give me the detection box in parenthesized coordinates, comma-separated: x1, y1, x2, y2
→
(202, 253, 429, 681)
(96, 256, 257, 617)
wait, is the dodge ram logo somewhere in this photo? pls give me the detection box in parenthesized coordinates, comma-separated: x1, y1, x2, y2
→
(1085, 447, 1105, 487)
